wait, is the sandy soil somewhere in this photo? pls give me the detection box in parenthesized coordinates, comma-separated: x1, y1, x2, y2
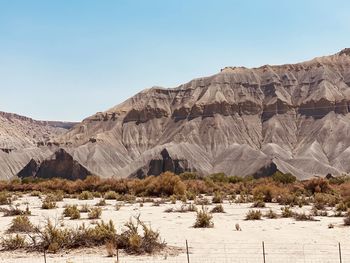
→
(0, 195, 349, 263)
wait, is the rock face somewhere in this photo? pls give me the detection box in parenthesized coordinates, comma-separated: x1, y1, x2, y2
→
(0, 111, 76, 180)
(3, 49, 350, 180)
(17, 149, 92, 180)
(132, 149, 192, 178)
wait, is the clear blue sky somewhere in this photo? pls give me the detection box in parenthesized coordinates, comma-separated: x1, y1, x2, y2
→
(0, 0, 349, 121)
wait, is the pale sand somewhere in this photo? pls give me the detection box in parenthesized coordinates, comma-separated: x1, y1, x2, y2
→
(0, 195, 349, 263)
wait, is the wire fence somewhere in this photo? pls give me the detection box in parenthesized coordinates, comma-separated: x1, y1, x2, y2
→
(4, 241, 350, 263)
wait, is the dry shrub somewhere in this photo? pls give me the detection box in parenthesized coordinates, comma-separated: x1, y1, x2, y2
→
(7, 215, 34, 233)
(117, 194, 136, 203)
(212, 192, 223, 203)
(41, 197, 56, 209)
(264, 209, 278, 219)
(336, 202, 348, 212)
(35, 220, 117, 253)
(344, 211, 350, 226)
(0, 191, 11, 205)
(313, 193, 339, 209)
(252, 200, 266, 208)
(245, 210, 262, 220)
(79, 204, 91, 213)
(116, 216, 166, 254)
(139, 172, 186, 197)
(186, 191, 196, 200)
(104, 191, 118, 200)
(193, 207, 214, 228)
(165, 204, 197, 213)
(294, 212, 315, 221)
(79, 191, 94, 200)
(195, 197, 210, 206)
(0, 205, 31, 216)
(95, 199, 107, 206)
(281, 206, 294, 218)
(210, 204, 225, 213)
(252, 185, 280, 202)
(304, 178, 331, 194)
(88, 207, 102, 219)
(63, 205, 80, 220)
(30, 191, 41, 197)
(1, 234, 27, 250)
(105, 241, 116, 257)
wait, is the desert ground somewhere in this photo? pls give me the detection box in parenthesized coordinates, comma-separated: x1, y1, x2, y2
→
(0, 194, 349, 263)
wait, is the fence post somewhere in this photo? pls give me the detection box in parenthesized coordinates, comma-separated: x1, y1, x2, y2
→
(186, 239, 190, 263)
(116, 247, 119, 263)
(339, 242, 342, 263)
(43, 250, 47, 263)
(262, 241, 266, 263)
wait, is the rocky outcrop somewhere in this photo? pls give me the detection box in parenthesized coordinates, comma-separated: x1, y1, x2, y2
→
(17, 149, 92, 180)
(132, 149, 193, 178)
(17, 159, 40, 178)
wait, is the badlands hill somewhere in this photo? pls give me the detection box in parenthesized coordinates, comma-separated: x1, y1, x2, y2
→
(3, 49, 350, 180)
(0, 111, 76, 180)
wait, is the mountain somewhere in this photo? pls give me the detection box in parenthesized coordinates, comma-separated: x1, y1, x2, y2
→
(0, 111, 76, 180)
(4, 49, 350, 180)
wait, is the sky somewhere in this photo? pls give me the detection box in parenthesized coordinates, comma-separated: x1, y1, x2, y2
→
(0, 0, 349, 121)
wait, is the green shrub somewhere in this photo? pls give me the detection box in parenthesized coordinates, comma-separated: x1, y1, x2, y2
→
(272, 171, 296, 184)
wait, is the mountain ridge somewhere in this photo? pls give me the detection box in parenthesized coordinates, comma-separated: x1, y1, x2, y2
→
(3, 49, 350, 180)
